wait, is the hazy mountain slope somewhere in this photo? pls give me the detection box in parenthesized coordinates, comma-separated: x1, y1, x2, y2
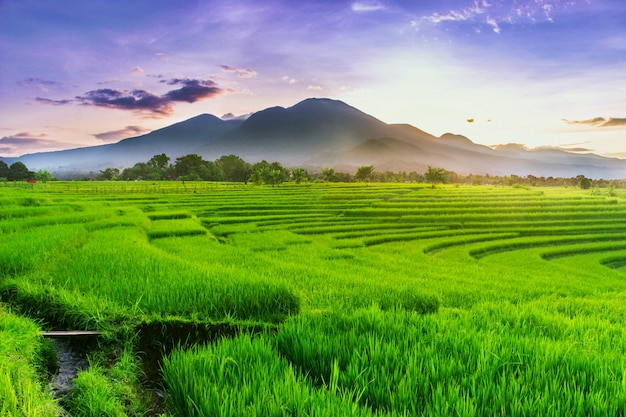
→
(2, 114, 242, 175)
(2, 97, 625, 179)
(200, 98, 397, 162)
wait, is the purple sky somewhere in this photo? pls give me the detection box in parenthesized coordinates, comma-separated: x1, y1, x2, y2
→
(1, 0, 625, 158)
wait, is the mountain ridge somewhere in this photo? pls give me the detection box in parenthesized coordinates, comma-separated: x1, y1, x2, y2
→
(2, 98, 625, 179)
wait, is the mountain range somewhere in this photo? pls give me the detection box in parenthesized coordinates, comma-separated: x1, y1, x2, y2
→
(2, 98, 625, 179)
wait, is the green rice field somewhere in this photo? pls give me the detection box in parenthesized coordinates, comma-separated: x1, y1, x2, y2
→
(1, 180, 625, 416)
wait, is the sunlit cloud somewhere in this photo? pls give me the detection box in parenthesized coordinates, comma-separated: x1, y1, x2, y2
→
(491, 142, 594, 153)
(282, 75, 298, 84)
(130, 66, 145, 75)
(93, 125, 150, 142)
(307, 85, 323, 91)
(562, 117, 626, 128)
(219, 65, 258, 78)
(534, 145, 595, 153)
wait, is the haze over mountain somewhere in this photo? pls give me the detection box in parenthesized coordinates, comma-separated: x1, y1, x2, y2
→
(2, 98, 625, 179)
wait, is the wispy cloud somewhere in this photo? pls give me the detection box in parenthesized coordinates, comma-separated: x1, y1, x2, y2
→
(17, 77, 62, 92)
(281, 75, 298, 84)
(426, 0, 490, 24)
(219, 65, 257, 78)
(352, 2, 385, 13)
(534, 145, 595, 153)
(562, 117, 626, 128)
(419, 0, 566, 33)
(38, 78, 227, 118)
(93, 125, 150, 142)
(35, 97, 74, 106)
(491, 142, 594, 153)
(0, 132, 76, 156)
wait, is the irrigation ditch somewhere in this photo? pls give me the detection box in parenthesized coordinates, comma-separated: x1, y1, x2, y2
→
(0, 284, 276, 415)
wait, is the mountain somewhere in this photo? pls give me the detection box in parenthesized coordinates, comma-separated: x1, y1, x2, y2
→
(2, 98, 625, 179)
(0, 115, 243, 176)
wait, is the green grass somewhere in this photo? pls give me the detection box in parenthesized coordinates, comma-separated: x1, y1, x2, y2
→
(2, 182, 626, 415)
(0, 305, 60, 417)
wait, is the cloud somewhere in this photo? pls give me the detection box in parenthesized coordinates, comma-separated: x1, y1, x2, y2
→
(93, 125, 150, 142)
(219, 65, 257, 78)
(486, 17, 501, 33)
(421, 0, 566, 33)
(18, 77, 61, 92)
(0, 133, 76, 156)
(601, 117, 626, 127)
(491, 143, 528, 151)
(76, 88, 173, 116)
(534, 145, 594, 153)
(562, 117, 626, 128)
(130, 66, 145, 75)
(221, 112, 252, 121)
(160, 78, 224, 102)
(426, 1, 490, 24)
(35, 97, 74, 106)
(281, 75, 298, 84)
(71, 78, 226, 117)
(491, 142, 594, 153)
(307, 85, 323, 91)
(352, 2, 385, 13)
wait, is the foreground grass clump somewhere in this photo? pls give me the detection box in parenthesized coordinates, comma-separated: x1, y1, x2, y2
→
(0, 305, 59, 417)
(162, 334, 378, 417)
(275, 305, 626, 416)
(64, 346, 145, 417)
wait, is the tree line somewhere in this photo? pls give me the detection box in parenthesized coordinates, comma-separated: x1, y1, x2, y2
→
(2, 154, 624, 190)
(0, 161, 53, 182)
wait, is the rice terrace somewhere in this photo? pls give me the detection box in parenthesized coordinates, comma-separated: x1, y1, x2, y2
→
(1, 178, 626, 416)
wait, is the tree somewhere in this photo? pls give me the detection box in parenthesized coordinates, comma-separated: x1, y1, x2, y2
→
(8, 162, 33, 181)
(424, 166, 448, 188)
(216, 155, 251, 182)
(291, 167, 308, 184)
(0, 161, 9, 180)
(199, 160, 224, 181)
(249, 160, 288, 186)
(35, 169, 53, 183)
(98, 167, 120, 181)
(355, 165, 374, 182)
(174, 154, 205, 180)
(578, 175, 592, 190)
(146, 153, 171, 179)
(322, 167, 335, 182)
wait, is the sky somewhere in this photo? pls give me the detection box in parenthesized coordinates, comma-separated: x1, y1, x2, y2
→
(1, 0, 625, 158)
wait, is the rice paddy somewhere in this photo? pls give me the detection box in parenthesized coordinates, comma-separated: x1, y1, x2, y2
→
(1, 180, 625, 416)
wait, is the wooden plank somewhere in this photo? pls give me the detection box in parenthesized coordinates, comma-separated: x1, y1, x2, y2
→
(42, 331, 102, 338)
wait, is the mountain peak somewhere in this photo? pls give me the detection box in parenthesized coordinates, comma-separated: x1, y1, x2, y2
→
(439, 133, 474, 144)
